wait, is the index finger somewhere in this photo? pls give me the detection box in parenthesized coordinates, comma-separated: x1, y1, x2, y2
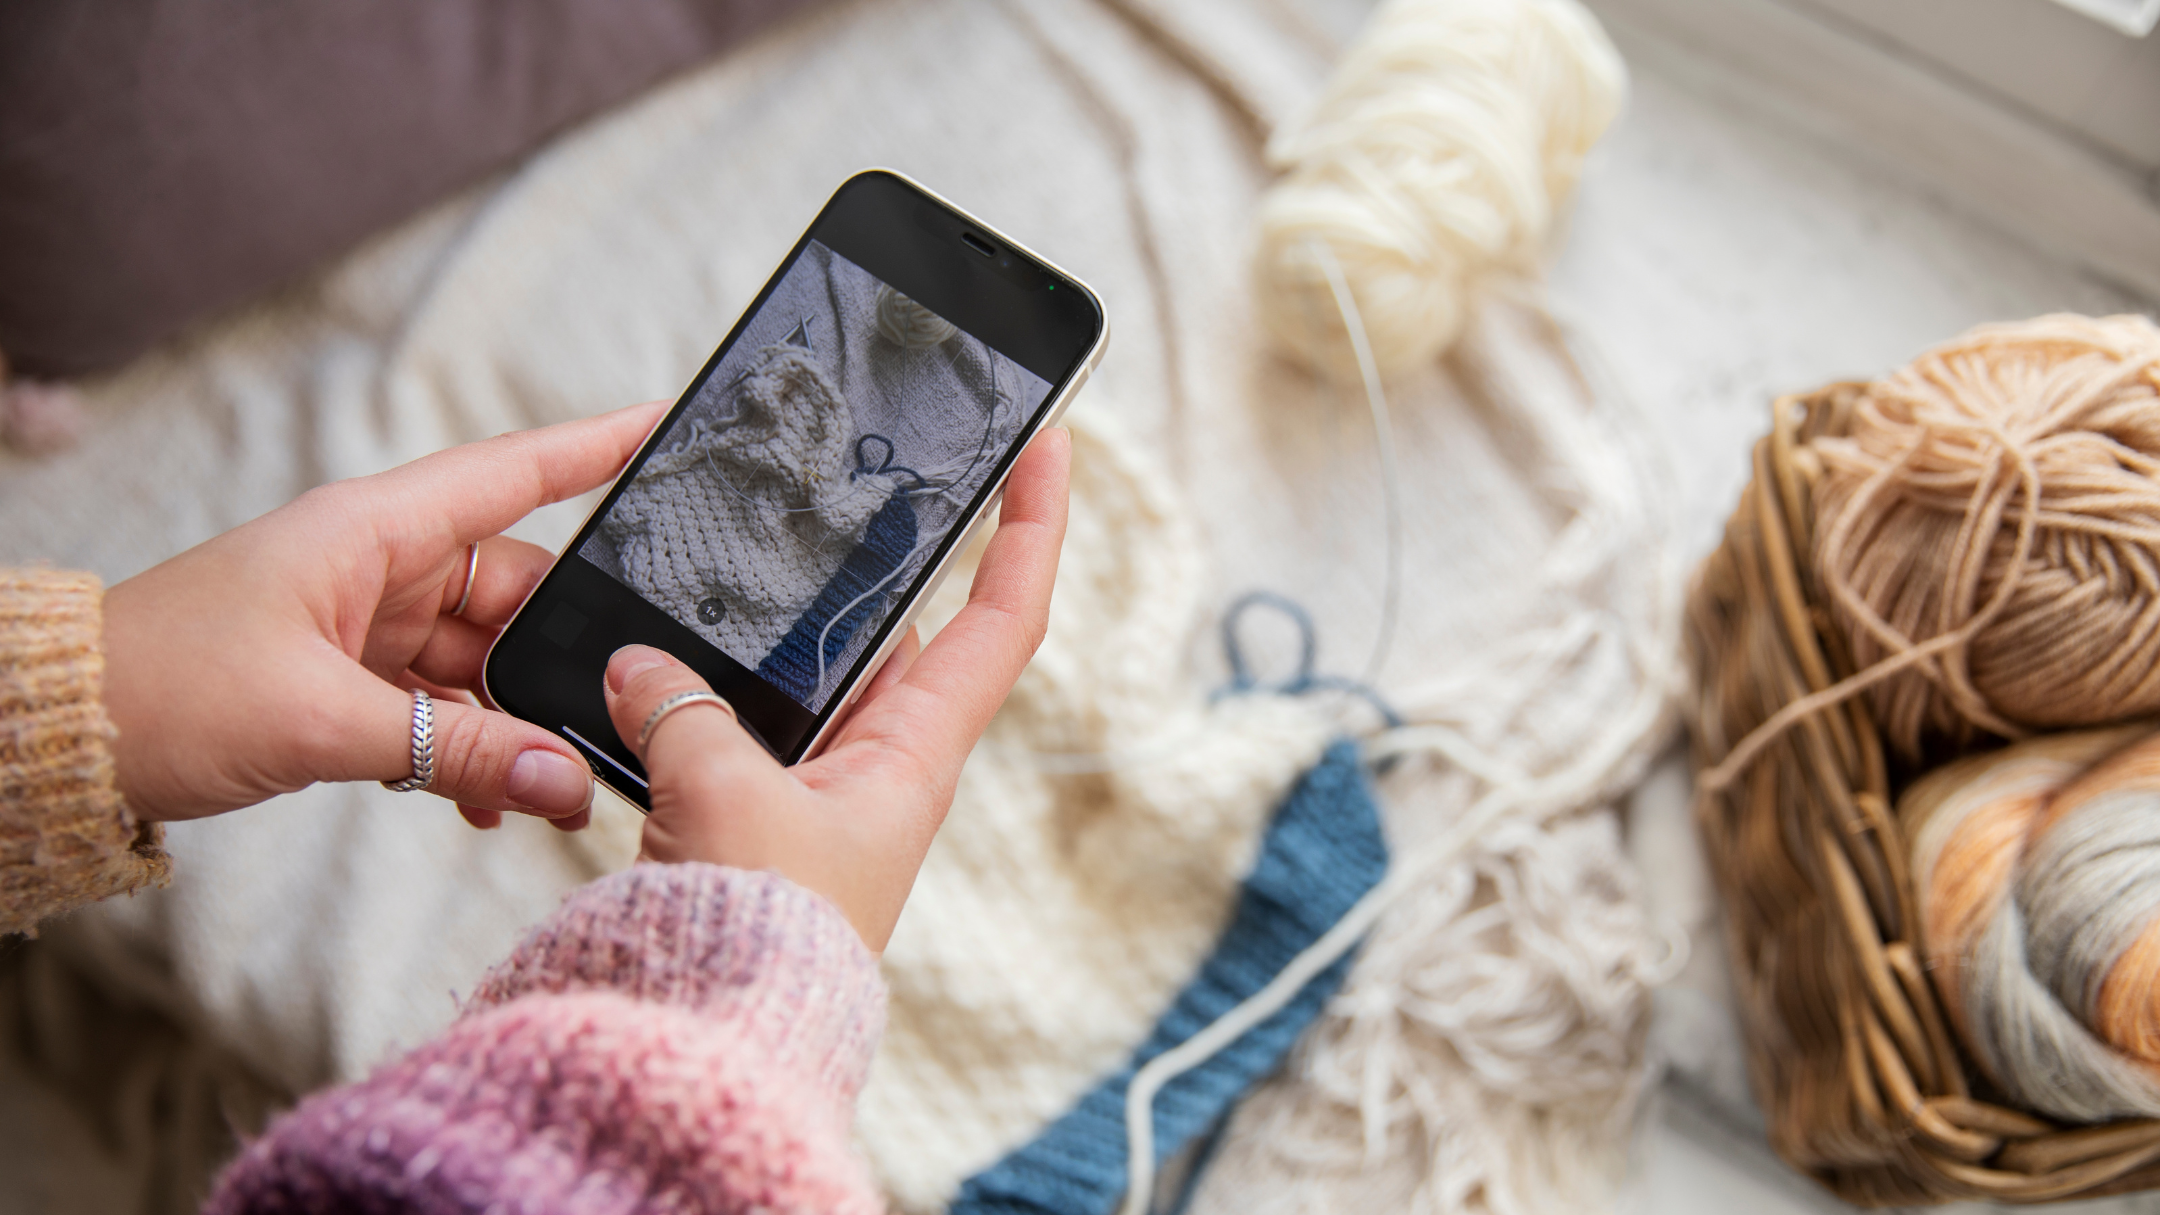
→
(378, 400, 668, 546)
(830, 427, 1071, 776)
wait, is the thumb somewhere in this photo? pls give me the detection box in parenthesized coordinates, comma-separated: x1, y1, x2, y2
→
(352, 679, 594, 825)
(599, 644, 793, 865)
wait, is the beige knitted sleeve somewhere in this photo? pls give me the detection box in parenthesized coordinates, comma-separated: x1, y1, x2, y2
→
(0, 568, 168, 937)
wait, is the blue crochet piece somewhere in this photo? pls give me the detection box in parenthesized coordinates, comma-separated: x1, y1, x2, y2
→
(758, 493, 918, 703)
(948, 739, 1390, 1215)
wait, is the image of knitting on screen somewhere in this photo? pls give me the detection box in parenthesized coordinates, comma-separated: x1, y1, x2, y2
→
(580, 240, 1048, 712)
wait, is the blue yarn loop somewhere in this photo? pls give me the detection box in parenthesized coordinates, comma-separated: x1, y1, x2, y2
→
(948, 740, 1390, 1215)
(853, 432, 930, 494)
(1216, 590, 1403, 729)
(756, 494, 919, 702)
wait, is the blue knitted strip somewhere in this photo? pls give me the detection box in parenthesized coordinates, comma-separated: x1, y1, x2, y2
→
(949, 739, 1389, 1215)
(758, 493, 919, 702)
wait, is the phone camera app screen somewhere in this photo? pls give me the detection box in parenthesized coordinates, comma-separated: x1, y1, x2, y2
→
(577, 239, 1054, 713)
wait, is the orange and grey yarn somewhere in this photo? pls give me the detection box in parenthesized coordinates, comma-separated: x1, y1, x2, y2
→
(0, 566, 167, 937)
(1905, 726, 2160, 1122)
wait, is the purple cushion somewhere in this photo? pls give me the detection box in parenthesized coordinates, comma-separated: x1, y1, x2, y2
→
(0, 0, 820, 377)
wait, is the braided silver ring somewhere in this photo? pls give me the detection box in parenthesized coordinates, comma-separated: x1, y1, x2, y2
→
(380, 689, 436, 792)
(451, 542, 480, 617)
(637, 690, 737, 752)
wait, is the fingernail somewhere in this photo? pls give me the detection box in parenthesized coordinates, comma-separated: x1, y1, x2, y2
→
(608, 645, 671, 693)
(508, 750, 593, 815)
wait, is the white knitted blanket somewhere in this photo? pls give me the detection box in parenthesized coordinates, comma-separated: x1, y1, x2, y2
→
(0, 2, 1680, 1212)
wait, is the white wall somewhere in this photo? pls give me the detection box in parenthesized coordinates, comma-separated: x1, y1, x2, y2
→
(1798, 0, 2160, 174)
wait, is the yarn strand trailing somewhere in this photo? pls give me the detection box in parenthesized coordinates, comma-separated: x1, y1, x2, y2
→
(1312, 240, 1406, 686)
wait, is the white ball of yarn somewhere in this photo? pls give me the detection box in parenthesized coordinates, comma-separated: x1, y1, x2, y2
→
(876, 284, 958, 350)
(1255, 0, 1626, 379)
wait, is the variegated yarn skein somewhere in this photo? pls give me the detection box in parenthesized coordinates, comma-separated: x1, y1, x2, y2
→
(1812, 314, 2160, 761)
(1903, 726, 2160, 1122)
(1254, 0, 1626, 379)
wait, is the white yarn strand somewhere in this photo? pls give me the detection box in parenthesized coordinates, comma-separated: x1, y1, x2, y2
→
(1116, 238, 1407, 1215)
(1201, 307, 1680, 1213)
(1312, 240, 1407, 687)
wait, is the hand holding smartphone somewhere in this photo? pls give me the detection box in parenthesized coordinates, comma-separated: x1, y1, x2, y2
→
(597, 420, 1068, 951)
(483, 170, 1107, 811)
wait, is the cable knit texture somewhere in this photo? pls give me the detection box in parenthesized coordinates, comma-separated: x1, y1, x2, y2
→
(0, 566, 168, 937)
(204, 863, 890, 1214)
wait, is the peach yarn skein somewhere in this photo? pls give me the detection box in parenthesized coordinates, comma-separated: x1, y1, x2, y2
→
(1904, 727, 2160, 1122)
(1812, 314, 2160, 761)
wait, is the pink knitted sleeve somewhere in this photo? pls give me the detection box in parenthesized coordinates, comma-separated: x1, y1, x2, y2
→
(202, 863, 888, 1214)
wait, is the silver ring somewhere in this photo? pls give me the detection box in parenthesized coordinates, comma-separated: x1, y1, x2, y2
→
(451, 543, 480, 617)
(637, 690, 737, 751)
(381, 689, 436, 792)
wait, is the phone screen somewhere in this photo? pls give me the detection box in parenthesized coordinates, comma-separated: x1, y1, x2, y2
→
(578, 238, 1053, 714)
(485, 171, 1103, 802)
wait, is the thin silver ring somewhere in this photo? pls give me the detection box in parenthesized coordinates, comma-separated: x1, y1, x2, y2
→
(381, 689, 436, 792)
(451, 543, 480, 617)
(637, 690, 737, 752)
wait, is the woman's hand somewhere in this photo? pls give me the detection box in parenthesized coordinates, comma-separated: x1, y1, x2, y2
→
(602, 427, 1070, 951)
(101, 402, 667, 828)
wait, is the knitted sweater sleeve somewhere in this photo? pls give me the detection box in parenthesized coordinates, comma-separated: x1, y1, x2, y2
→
(0, 567, 169, 937)
(204, 863, 891, 1214)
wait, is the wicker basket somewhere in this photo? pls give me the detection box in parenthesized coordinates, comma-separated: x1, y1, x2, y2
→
(1686, 386, 2160, 1204)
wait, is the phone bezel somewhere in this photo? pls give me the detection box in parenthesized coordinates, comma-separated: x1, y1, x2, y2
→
(481, 169, 1108, 810)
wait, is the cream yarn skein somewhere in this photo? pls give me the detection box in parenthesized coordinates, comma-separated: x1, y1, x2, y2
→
(1904, 726, 2160, 1122)
(876, 284, 958, 350)
(1812, 314, 2160, 760)
(1254, 0, 1625, 379)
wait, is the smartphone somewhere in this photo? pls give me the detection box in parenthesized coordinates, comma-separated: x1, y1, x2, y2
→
(483, 170, 1108, 809)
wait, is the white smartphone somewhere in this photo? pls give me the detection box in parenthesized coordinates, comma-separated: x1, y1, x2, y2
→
(483, 169, 1109, 809)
